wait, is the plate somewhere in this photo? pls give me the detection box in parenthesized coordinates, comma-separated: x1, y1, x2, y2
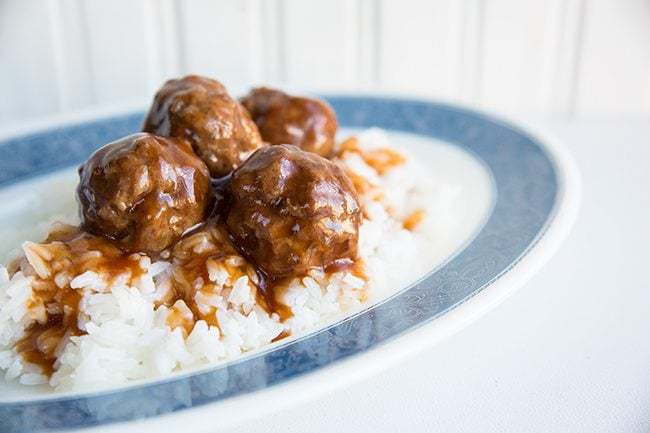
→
(0, 96, 579, 432)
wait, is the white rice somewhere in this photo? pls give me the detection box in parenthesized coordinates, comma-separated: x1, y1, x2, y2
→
(0, 129, 456, 391)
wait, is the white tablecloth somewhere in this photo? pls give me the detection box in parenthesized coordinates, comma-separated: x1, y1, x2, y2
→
(223, 119, 650, 433)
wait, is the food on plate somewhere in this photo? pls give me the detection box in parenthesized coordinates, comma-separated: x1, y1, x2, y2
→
(77, 133, 211, 254)
(241, 87, 337, 157)
(226, 144, 361, 281)
(143, 75, 265, 177)
(0, 75, 443, 391)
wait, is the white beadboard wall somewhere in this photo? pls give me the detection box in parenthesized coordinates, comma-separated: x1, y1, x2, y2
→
(1, 0, 649, 127)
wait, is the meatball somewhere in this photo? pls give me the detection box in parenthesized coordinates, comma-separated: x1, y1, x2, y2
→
(226, 144, 360, 279)
(240, 87, 337, 157)
(143, 75, 264, 178)
(77, 133, 211, 254)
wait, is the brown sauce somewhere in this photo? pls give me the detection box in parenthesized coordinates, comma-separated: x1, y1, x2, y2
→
(403, 209, 426, 231)
(168, 221, 369, 328)
(336, 136, 406, 174)
(15, 315, 82, 377)
(168, 221, 315, 326)
(165, 300, 196, 336)
(362, 148, 406, 175)
(16, 221, 369, 375)
(16, 224, 148, 375)
(271, 330, 291, 343)
(253, 257, 368, 323)
(254, 273, 295, 322)
(325, 257, 367, 280)
(345, 169, 384, 207)
(44, 224, 145, 281)
(167, 223, 262, 330)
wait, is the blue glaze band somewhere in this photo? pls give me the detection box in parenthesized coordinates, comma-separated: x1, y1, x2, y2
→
(0, 97, 558, 432)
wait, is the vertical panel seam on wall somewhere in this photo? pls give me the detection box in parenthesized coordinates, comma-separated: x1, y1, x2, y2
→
(142, 0, 162, 94)
(543, 0, 584, 117)
(247, 0, 264, 84)
(276, 0, 287, 83)
(372, 1, 384, 87)
(474, 0, 485, 104)
(77, 0, 97, 105)
(566, 0, 586, 117)
(459, 0, 484, 104)
(647, 50, 650, 113)
(447, 1, 465, 100)
(256, 0, 268, 84)
(458, 0, 471, 102)
(374, 0, 383, 87)
(259, 0, 270, 83)
(155, 0, 182, 81)
(354, 0, 363, 87)
(259, 0, 285, 84)
(47, 0, 95, 110)
(170, 0, 183, 76)
(345, 0, 360, 87)
(174, 0, 188, 73)
(46, 0, 67, 112)
(536, 0, 564, 114)
(356, 0, 379, 88)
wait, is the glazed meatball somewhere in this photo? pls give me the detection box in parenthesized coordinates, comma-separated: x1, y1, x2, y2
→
(77, 133, 211, 254)
(241, 87, 337, 157)
(143, 75, 264, 178)
(226, 144, 360, 279)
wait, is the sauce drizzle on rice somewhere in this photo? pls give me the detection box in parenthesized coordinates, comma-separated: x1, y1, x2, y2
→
(335, 136, 406, 174)
(14, 317, 78, 377)
(14, 218, 370, 376)
(167, 223, 261, 330)
(14, 225, 148, 375)
(403, 209, 426, 231)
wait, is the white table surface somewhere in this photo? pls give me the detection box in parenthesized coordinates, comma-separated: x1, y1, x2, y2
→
(220, 119, 650, 433)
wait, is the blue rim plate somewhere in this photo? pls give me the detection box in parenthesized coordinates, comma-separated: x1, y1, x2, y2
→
(0, 96, 579, 432)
